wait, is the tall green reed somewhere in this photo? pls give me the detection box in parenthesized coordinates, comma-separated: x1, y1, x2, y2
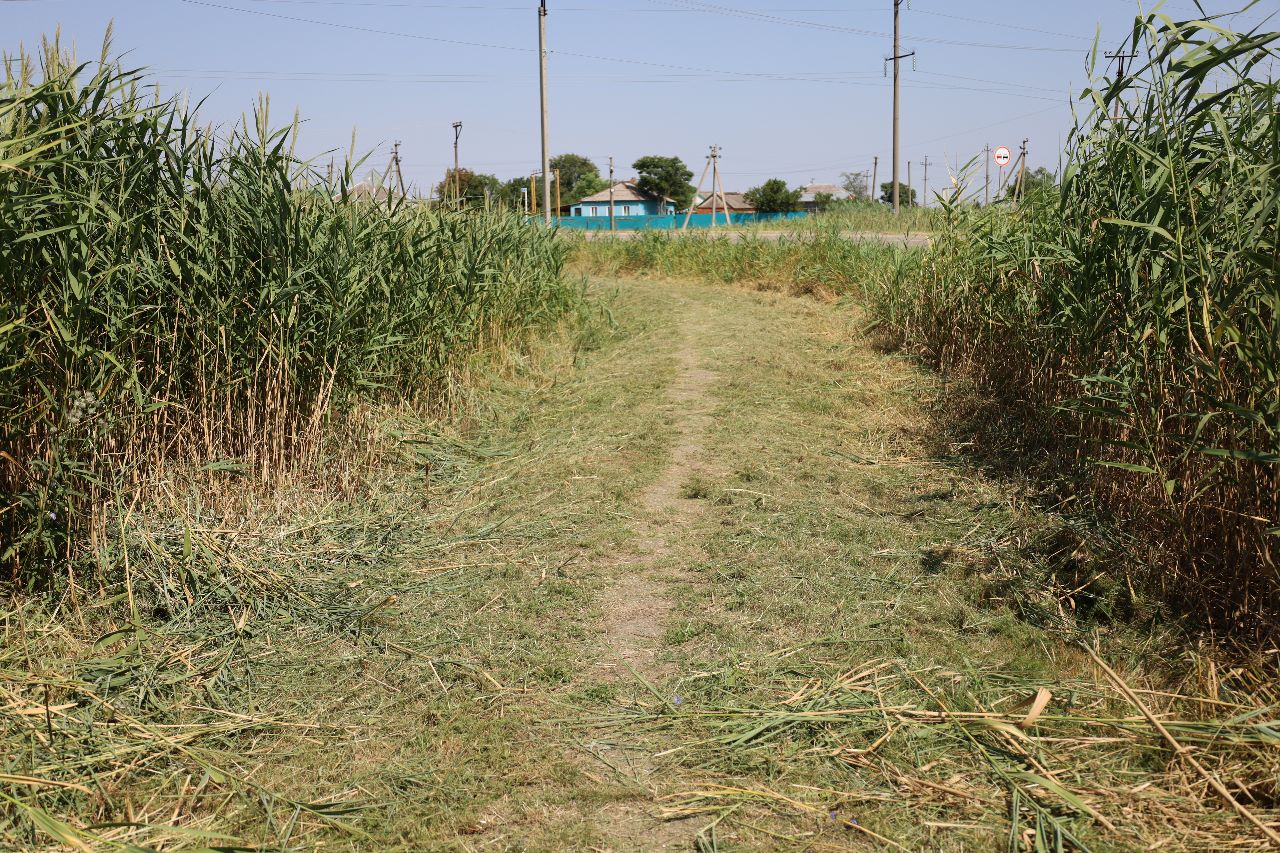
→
(871, 8, 1279, 639)
(1, 37, 572, 588)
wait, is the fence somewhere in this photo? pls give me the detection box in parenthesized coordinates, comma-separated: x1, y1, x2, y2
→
(552, 211, 810, 231)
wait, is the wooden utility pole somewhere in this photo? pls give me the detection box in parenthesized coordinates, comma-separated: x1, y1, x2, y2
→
(1014, 138, 1029, 202)
(921, 155, 930, 208)
(888, 0, 914, 216)
(984, 144, 991, 206)
(1105, 50, 1138, 122)
(529, 173, 537, 215)
(451, 122, 462, 204)
(608, 156, 615, 231)
(872, 155, 879, 202)
(538, 0, 551, 224)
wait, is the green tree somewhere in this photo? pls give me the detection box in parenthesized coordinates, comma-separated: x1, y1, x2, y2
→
(879, 181, 917, 207)
(550, 153, 606, 202)
(1006, 166, 1056, 199)
(495, 176, 531, 211)
(744, 178, 802, 213)
(632, 155, 695, 210)
(565, 173, 607, 203)
(435, 168, 501, 206)
(840, 171, 872, 201)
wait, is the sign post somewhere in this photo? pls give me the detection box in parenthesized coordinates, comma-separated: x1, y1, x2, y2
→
(994, 145, 1012, 198)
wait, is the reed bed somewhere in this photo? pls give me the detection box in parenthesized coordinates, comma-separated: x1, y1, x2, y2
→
(1, 37, 574, 591)
(869, 11, 1280, 641)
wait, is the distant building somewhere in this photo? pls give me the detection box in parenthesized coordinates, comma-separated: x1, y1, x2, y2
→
(799, 182, 851, 213)
(568, 181, 676, 217)
(335, 177, 395, 204)
(693, 190, 755, 215)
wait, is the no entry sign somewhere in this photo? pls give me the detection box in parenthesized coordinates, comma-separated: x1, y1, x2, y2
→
(994, 146, 1012, 167)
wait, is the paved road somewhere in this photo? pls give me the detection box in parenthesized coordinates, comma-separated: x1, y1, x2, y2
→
(571, 228, 931, 248)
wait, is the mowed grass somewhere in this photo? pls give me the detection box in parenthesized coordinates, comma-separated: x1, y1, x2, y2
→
(8, 274, 1277, 850)
(0, 280, 680, 850)
(561, 281, 1280, 852)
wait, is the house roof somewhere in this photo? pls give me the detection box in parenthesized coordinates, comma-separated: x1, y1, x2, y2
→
(695, 190, 754, 211)
(576, 180, 674, 205)
(799, 182, 850, 203)
(337, 179, 394, 203)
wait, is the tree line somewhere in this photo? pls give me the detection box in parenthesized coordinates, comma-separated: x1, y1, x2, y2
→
(435, 154, 1058, 211)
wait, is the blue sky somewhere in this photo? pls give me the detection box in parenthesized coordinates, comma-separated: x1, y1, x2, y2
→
(2, 1, 1270, 196)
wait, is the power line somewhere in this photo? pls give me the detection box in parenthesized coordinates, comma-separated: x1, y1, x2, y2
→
(912, 7, 1093, 41)
(171, 0, 1069, 100)
(647, 0, 1084, 53)
(149, 65, 1062, 101)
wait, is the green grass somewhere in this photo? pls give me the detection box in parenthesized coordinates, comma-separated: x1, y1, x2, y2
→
(569, 229, 920, 298)
(5, 271, 1277, 850)
(562, 280, 1280, 852)
(5, 13, 1280, 852)
(0, 278, 671, 849)
(743, 201, 942, 235)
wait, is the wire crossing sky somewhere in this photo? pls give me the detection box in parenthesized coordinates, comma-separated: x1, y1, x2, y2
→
(2, 1, 1270, 192)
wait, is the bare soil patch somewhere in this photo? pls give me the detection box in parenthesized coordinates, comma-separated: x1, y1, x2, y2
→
(595, 326, 716, 684)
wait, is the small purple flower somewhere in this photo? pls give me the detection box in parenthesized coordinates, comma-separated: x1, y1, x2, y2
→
(672, 694, 682, 706)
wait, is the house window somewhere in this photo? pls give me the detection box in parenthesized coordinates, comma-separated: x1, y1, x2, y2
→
(592, 206, 599, 216)
(623, 205, 632, 216)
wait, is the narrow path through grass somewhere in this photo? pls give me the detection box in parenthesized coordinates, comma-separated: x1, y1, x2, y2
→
(23, 276, 1274, 851)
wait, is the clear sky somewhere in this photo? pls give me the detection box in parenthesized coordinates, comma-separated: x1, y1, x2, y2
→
(2, 1, 1272, 197)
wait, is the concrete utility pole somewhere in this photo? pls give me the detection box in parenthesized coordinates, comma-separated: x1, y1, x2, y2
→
(872, 155, 879, 203)
(984, 144, 991, 206)
(608, 156, 615, 231)
(682, 150, 714, 231)
(920, 155, 930, 208)
(709, 145, 724, 229)
(451, 122, 462, 204)
(538, 0, 552, 224)
(888, 0, 914, 216)
(389, 141, 405, 200)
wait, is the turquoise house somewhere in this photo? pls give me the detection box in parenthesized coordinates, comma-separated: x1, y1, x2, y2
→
(568, 181, 676, 218)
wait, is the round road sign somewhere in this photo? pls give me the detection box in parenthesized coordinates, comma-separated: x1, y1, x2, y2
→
(994, 146, 1012, 167)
